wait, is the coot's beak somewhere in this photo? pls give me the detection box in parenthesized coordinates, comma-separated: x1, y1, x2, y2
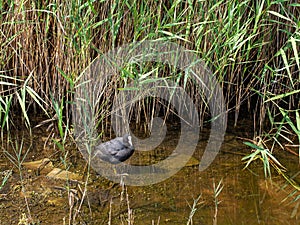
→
(128, 135, 132, 146)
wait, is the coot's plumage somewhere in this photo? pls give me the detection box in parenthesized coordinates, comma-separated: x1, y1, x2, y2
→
(94, 134, 134, 164)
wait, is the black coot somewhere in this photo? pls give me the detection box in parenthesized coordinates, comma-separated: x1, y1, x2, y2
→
(94, 134, 134, 164)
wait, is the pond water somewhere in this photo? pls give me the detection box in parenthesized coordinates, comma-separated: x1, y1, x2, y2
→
(0, 118, 299, 224)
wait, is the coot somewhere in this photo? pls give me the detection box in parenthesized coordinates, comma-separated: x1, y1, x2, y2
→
(94, 134, 134, 164)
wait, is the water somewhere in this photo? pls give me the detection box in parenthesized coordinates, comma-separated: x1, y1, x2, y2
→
(0, 120, 299, 224)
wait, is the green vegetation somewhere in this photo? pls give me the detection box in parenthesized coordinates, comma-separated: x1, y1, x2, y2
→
(0, 0, 299, 224)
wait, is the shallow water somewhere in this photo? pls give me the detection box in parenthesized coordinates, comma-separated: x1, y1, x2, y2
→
(0, 120, 299, 225)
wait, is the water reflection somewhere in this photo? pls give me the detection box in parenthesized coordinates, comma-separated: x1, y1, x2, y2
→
(0, 122, 299, 224)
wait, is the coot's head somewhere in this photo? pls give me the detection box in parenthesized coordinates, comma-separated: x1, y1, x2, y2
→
(122, 134, 133, 147)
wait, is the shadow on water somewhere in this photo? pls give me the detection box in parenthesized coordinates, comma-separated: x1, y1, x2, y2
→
(0, 118, 299, 224)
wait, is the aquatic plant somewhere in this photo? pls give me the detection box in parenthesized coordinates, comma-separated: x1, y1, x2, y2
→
(0, 0, 298, 134)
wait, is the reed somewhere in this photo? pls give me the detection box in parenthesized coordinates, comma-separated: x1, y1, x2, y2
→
(186, 194, 203, 225)
(0, 0, 298, 131)
(2, 135, 33, 223)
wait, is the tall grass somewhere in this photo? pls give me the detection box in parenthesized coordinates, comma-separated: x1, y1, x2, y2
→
(0, 0, 298, 129)
(2, 135, 33, 222)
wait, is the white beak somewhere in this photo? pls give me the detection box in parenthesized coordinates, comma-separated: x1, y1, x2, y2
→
(128, 135, 133, 146)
